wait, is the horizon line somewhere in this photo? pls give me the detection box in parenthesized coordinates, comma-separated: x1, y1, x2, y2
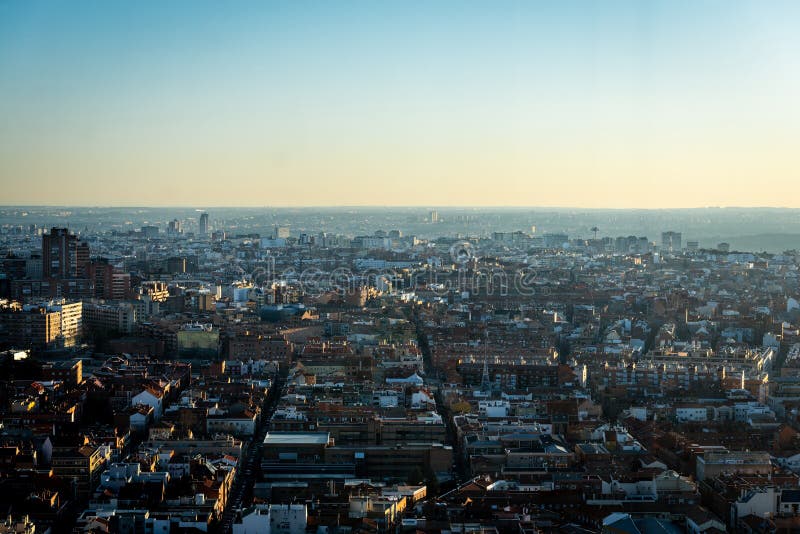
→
(2, 204, 800, 211)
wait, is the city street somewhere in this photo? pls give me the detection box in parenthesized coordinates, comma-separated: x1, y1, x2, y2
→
(217, 371, 286, 534)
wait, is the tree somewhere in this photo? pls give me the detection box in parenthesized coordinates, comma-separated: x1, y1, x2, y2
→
(450, 401, 472, 414)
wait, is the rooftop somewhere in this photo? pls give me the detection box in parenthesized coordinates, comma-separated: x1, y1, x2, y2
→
(263, 432, 330, 446)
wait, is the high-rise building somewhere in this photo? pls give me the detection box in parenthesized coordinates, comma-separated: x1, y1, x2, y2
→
(429, 210, 439, 223)
(168, 219, 182, 235)
(88, 258, 131, 299)
(661, 231, 682, 253)
(274, 226, 290, 239)
(42, 228, 90, 279)
(166, 257, 187, 274)
(25, 253, 43, 279)
(5, 228, 92, 300)
(199, 212, 209, 235)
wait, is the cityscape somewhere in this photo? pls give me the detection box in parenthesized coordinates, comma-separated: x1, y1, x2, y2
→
(3, 1, 800, 534)
(3, 210, 800, 533)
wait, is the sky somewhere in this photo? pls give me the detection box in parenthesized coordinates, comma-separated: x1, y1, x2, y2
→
(1, 0, 799, 208)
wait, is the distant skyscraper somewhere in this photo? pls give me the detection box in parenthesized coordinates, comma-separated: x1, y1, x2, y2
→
(168, 219, 182, 235)
(199, 213, 209, 235)
(661, 231, 682, 252)
(274, 226, 290, 239)
(429, 210, 439, 223)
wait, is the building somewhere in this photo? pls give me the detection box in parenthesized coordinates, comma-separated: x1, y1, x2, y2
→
(55, 300, 82, 346)
(51, 442, 105, 500)
(139, 281, 170, 302)
(325, 444, 453, 479)
(132, 388, 165, 420)
(696, 451, 771, 481)
(88, 259, 130, 300)
(83, 300, 136, 334)
(226, 332, 293, 362)
(676, 405, 709, 423)
(42, 227, 89, 279)
(166, 257, 186, 274)
(206, 410, 258, 437)
(457, 362, 561, 389)
(167, 218, 182, 235)
(15, 227, 95, 299)
(233, 504, 307, 534)
(0, 515, 36, 534)
(262, 432, 332, 462)
(41, 359, 83, 386)
(197, 292, 215, 312)
(0, 300, 82, 350)
(25, 253, 43, 279)
(199, 213, 209, 236)
(661, 231, 682, 253)
(352, 236, 392, 250)
(0, 302, 61, 350)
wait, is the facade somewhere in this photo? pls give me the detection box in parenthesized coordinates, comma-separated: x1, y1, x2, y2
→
(42, 227, 89, 279)
(56, 300, 83, 346)
(661, 231, 683, 252)
(199, 213, 209, 235)
(232, 504, 307, 534)
(88, 260, 130, 299)
(51, 443, 105, 500)
(0, 300, 82, 350)
(676, 405, 709, 423)
(41, 359, 83, 386)
(696, 451, 772, 481)
(83, 300, 136, 334)
(132, 388, 165, 420)
(206, 411, 258, 437)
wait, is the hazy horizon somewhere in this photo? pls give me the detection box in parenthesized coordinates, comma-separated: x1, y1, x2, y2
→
(4, 204, 800, 210)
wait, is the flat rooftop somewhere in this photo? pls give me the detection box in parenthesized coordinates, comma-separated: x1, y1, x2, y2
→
(263, 432, 330, 446)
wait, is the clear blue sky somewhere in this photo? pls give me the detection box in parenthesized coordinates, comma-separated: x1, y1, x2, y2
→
(1, 1, 799, 207)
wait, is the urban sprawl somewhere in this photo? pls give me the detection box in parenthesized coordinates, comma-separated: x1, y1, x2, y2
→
(2, 210, 800, 534)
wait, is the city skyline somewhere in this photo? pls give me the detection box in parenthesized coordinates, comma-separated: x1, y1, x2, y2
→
(4, 4, 800, 528)
(2, 1, 799, 207)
